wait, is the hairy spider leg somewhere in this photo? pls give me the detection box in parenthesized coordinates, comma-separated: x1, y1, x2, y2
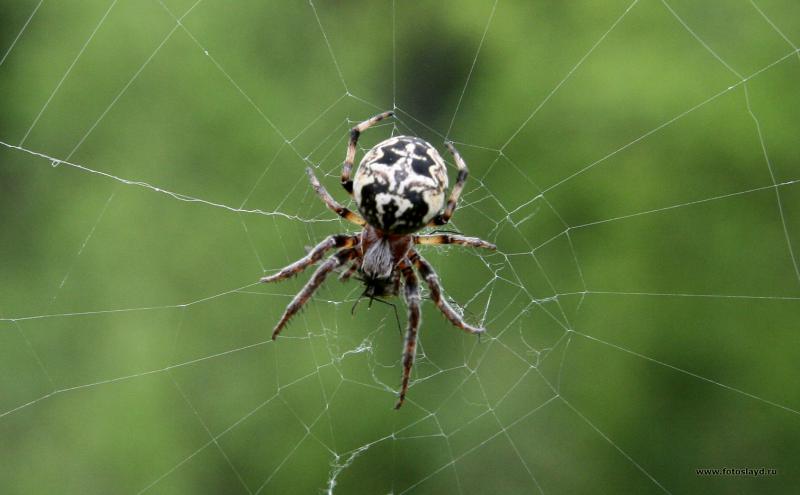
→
(428, 141, 469, 227)
(338, 260, 360, 282)
(341, 110, 394, 195)
(395, 261, 420, 410)
(260, 234, 357, 283)
(409, 251, 485, 335)
(270, 248, 356, 340)
(306, 167, 366, 226)
(414, 233, 496, 251)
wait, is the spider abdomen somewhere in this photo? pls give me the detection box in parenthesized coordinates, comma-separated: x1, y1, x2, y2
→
(353, 136, 448, 234)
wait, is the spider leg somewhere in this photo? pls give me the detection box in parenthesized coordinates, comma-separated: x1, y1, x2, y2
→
(271, 248, 356, 340)
(409, 250, 484, 335)
(428, 141, 469, 227)
(306, 167, 366, 226)
(338, 260, 360, 282)
(260, 234, 357, 283)
(341, 111, 394, 195)
(414, 234, 496, 250)
(395, 260, 420, 409)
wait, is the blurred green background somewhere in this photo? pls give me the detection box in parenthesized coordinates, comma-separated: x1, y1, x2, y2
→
(1, 0, 799, 493)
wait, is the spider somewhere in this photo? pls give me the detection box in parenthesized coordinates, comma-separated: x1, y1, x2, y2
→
(260, 111, 496, 409)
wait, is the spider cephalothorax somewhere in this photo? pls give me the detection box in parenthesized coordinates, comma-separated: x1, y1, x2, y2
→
(260, 111, 496, 409)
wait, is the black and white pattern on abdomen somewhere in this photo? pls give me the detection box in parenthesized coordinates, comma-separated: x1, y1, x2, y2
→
(353, 136, 448, 234)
